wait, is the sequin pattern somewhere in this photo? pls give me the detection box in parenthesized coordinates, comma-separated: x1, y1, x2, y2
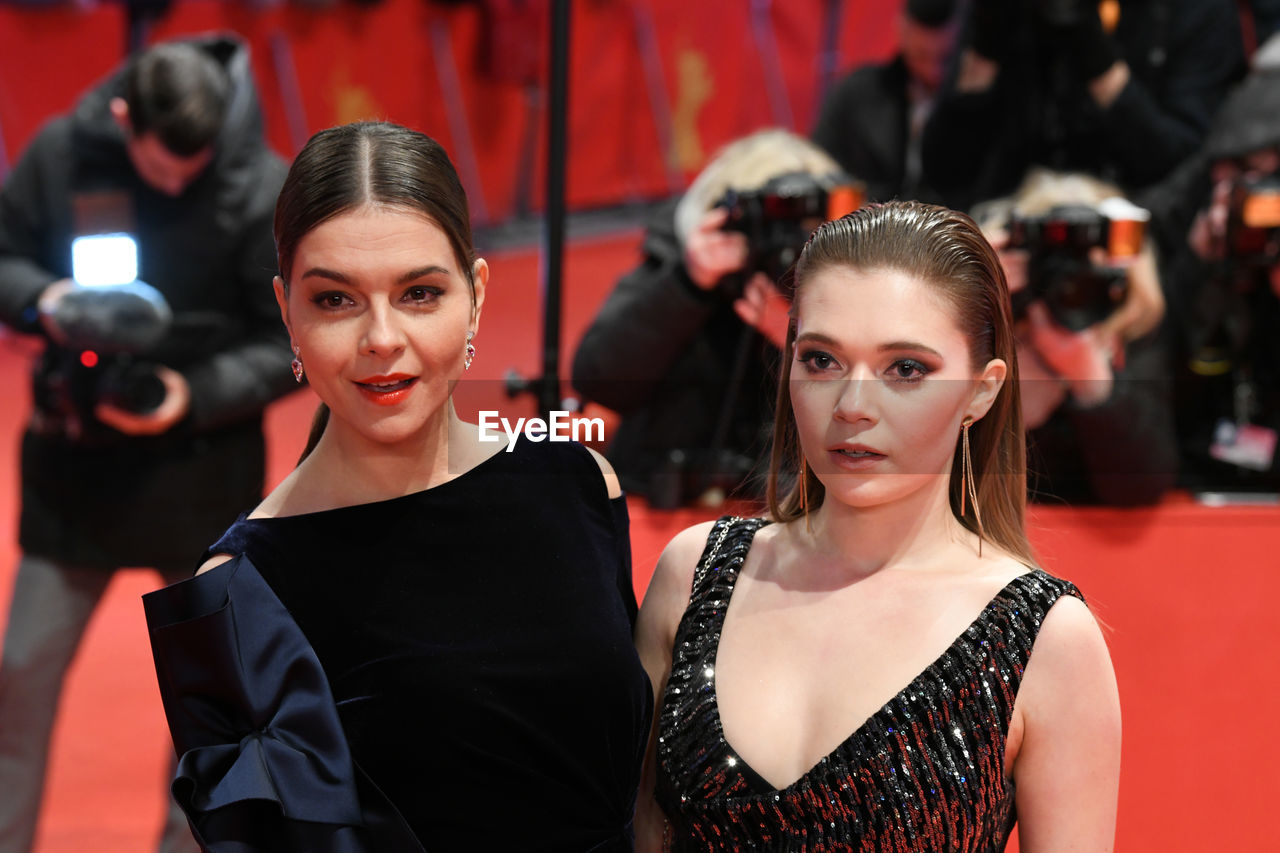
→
(654, 517, 1084, 852)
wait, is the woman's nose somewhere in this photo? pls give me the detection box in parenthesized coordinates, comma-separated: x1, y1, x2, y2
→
(360, 305, 407, 356)
(832, 370, 880, 425)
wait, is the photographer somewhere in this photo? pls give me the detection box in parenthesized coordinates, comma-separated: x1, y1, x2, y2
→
(812, 0, 959, 205)
(979, 169, 1179, 505)
(1146, 35, 1280, 490)
(0, 37, 291, 852)
(923, 0, 1244, 212)
(572, 130, 852, 507)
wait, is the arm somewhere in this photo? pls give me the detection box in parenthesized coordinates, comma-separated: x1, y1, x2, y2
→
(1023, 245, 1178, 505)
(1062, 331, 1178, 505)
(180, 155, 297, 432)
(1098, 0, 1244, 187)
(633, 521, 714, 852)
(0, 123, 66, 332)
(1011, 595, 1121, 851)
(571, 205, 726, 413)
(586, 445, 639, 627)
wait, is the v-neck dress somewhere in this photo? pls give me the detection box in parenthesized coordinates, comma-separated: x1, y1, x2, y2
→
(654, 516, 1084, 852)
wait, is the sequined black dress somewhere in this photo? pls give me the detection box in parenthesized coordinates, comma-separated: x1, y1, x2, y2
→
(654, 517, 1084, 852)
(145, 439, 653, 852)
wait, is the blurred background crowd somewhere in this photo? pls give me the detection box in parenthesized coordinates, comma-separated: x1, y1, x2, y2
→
(2, 0, 1277, 507)
(1, 2, 1278, 850)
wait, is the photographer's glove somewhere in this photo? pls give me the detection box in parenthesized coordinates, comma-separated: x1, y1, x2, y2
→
(1039, 0, 1118, 81)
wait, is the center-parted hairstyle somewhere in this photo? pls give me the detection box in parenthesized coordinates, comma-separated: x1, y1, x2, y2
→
(273, 121, 477, 461)
(274, 120, 476, 302)
(767, 201, 1035, 565)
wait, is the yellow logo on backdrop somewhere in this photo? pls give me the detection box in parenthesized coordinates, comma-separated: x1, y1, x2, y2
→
(672, 46, 713, 174)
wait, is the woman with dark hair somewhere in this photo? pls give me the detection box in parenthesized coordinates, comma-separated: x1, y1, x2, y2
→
(634, 201, 1120, 850)
(143, 121, 652, 852)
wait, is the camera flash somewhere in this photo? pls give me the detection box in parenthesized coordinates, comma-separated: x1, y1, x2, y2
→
(71, 233, 138, 287)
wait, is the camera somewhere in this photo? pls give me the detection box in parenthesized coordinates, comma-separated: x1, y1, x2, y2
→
(39, 234, 173, 431)
(715, 172, 863, 297)
(1006, 202, 1143, 331)
(1226, 174, 1280, 268)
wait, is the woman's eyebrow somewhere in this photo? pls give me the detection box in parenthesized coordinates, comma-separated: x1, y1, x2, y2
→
(878, 340, 943, 359)
(299, 266, 349, 283)
(398, 265, 451, 284)
(297, 265, 453, 285)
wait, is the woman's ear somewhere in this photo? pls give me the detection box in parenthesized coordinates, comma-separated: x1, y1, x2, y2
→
(273, 276, 291, 336)
(966, 357, 1007, 422)
(470, 258, 489, 333)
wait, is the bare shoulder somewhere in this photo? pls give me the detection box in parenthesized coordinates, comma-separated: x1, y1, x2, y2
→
(1019, 588, 1118, 730)
(635, 521, 717, 654)
(1028, 592, 1111, 673)
(1011, 584, 1121, 848)
(584, 446, 623, 499)
(196, 552, 235, 576)
(653, 520, 718, 592)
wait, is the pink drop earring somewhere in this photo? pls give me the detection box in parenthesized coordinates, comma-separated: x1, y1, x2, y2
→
(291, 345, 304, 383)
(464, 331, 476, 370)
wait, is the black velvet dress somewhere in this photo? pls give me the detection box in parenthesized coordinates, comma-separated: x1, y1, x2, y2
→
(144, 439, 653, 852)
(654, 517, 1085, 852)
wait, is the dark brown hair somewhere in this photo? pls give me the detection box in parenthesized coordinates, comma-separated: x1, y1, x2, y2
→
(122, 42, 229, 156)
(274, 121, 477, 461)
(766, 201, 1034, 565)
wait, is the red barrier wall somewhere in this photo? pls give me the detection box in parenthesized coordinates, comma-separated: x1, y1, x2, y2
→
(0, 0, 903, 224)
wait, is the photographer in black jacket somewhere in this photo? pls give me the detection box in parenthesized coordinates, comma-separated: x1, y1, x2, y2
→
(572, 130, 852, 507)
(812, 0, 960, 205)
(977, 168, 1179, 505)
(923, 0, 1245, 212)
(1145, 34, 1280, 491)
(0, 36, 292, 852)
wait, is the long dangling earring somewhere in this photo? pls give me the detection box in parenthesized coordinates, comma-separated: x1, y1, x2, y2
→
(799, 458, 812, 533)
(960, 416, 985, 556)
(291, 345, 304, 383)
(464, 330, 476, 371)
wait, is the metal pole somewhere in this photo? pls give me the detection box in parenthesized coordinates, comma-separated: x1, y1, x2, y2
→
(539, 0, 571, 419)
(816, 0, 844, 107)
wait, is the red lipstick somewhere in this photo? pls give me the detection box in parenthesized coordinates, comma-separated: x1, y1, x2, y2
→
(354, 374, 417, 406)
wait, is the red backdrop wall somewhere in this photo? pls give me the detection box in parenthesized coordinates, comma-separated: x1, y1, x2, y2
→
(0, 0, 903, 224)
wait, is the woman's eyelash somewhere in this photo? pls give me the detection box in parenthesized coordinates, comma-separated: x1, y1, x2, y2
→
(312, 291, 351, 309)
(404, 285, 444, 302)
(797, 350, 837, 371)
(889, 359, 931, 381)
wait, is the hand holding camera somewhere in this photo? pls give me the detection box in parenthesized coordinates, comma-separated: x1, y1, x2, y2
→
(684, 207, 750, 291)
(991, 199, 1162, 413)
(36, 233, 189, 436)
(93, 364, 190, 436)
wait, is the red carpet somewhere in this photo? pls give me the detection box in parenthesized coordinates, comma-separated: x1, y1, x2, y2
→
(1, 231, 1277, 850)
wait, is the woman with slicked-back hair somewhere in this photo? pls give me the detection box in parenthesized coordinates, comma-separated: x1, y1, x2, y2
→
(634, 201, 1120, 851)
(142, 122, 652, 852)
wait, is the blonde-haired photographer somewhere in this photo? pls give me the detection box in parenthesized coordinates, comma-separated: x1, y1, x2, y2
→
(977, 168, 1178, 505)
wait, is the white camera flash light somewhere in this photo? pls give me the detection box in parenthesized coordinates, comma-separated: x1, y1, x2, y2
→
(71, 233, 139, 287)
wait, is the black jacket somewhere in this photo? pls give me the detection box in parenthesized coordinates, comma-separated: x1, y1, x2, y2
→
(0, 34, 293, 570)
(571, 202, 778, 504)
(1027, 331, 1180, 506)
(812, 56, 948, 206)
(922, 0, 1245, 211)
